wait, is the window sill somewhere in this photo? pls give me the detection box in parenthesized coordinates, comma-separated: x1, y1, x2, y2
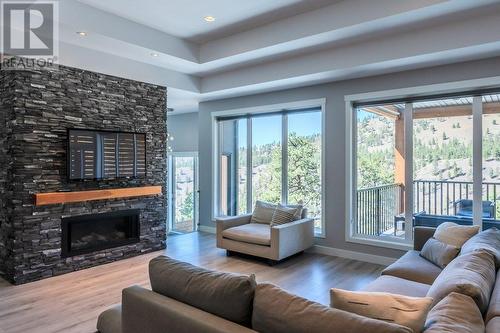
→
(346, 235, 413, 251)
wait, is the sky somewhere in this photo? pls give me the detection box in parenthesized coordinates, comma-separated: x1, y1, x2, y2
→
(238, 111, 321, 147)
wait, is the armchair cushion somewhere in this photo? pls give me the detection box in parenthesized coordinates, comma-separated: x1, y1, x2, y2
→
(250, 201, 277, 224)
(222, 223, 271, 246)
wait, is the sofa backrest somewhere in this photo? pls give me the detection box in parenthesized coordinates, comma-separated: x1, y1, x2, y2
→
(149, 256, 256, 327)
(252, 283, 413, 333)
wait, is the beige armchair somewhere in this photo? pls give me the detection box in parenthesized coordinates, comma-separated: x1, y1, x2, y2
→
(215, 210, 314, 264)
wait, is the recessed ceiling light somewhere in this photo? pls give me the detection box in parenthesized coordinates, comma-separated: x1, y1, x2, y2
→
(151, 53, 159, 57)
(204, 16, 216, 22)
(76, 31, 87, 36)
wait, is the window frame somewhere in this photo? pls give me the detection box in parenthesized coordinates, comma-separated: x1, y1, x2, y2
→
(211, 99, 326, 237)
(345, 77, 500, 250)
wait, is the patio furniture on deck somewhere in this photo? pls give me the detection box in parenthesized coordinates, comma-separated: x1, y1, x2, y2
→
(413, 212, 500, 230)
(453, 199, 495, 219)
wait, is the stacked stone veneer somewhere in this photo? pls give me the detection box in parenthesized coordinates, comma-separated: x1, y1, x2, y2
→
(0, 63, 167, 284)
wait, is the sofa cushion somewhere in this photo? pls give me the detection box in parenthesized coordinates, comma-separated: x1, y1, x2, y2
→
(426, 250, 496, 313)
(362, 275, 432, 297)
(434, 222, 480, 248)
(485, 268, 500, 323)
(251, 201, 276, 224)
(423, 292, 484, 333)
(149, 256, 256, 327)
(270, 205, 300, 226)
(420, 237, 460, 268)
(97, 304, 122, 333)
(486, 317, 500, 333)
(222, 223, 271, 246)
(252, 283, 412, 333)
(382, 250, 442, 285)
(461, 227, 500, 268)
(330, 288, 433, 333)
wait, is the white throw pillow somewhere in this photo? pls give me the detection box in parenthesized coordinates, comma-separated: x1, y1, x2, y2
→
(433, 222, 480, 248)
(251, 201, 277, 224)
(330, 288, 433, 333)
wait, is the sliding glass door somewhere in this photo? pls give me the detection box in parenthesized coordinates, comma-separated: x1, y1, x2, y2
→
(413, 97, 473, 220)
(216, 108, 323, 235)
(482, 95, 500, 223)
(351, 92, 500, 247)
(355, 103, 407, 240)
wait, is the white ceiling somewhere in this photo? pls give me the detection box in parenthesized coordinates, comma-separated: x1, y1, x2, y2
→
(11, 0, 500, 113)
(77, 0, 336, 43)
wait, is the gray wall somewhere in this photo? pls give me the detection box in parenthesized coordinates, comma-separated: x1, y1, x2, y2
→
(199, 56, 500, 259)
(169, 112, 199, 152)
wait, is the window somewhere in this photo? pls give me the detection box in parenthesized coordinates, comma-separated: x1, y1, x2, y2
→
(252, 115, 282, 206)
(349, 92, 500, 249)
(215, 107, 324, 235)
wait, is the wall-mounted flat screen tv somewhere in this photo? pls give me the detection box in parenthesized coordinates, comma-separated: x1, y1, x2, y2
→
(68, 129, 146, 180)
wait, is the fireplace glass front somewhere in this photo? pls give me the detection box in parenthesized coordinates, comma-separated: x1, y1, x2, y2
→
(61, 209, 140, 257)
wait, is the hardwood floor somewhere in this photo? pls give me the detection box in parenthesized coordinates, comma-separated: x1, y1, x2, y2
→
(0, 232, 385, 333)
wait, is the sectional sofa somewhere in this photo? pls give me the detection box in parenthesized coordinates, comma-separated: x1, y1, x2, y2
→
(97, 227, 500, 333)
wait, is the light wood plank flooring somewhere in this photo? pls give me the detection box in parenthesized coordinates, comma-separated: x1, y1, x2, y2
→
(0, 232, 385, 333)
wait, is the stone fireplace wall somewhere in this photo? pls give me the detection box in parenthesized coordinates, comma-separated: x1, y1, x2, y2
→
(0, 64, 167, 284)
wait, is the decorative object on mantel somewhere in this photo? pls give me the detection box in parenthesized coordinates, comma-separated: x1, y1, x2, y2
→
(34, 185, 162, 206)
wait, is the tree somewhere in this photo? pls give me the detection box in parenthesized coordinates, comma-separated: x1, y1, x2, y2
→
(180, 194, 194, 221)
(253, 132, 322, 218)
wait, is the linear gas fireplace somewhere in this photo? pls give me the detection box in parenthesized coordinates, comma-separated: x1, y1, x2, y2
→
(61, 210, 140, 257)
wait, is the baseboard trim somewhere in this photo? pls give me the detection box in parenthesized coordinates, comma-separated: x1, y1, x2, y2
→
(198, 225, 216, 234)
(308, 245, 397, 266)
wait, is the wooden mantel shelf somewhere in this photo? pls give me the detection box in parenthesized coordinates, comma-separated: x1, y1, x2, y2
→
(34, 186, 162, 206)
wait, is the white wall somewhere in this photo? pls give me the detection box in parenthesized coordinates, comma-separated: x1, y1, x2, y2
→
(168, 112, 199, 152)
(198, 56, 500, 259)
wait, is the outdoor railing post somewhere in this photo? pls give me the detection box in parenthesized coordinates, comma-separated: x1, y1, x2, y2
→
(376, 187, 381, 235)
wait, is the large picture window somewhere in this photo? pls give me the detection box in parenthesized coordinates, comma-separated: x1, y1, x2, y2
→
(349, 92, 500, 249)
(216, 107, 324, 235)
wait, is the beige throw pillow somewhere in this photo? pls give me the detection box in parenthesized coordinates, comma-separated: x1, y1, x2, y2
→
(424, 292, 485, 333)
(270, 204, 300, 226)
(330, 288, 433, 333)
(251, 200, 276, 224)
(434, 222, 480, 248)
(253, 283, 413, 333)
(426, 250, 496, 313)
(420, 238, 460, 268)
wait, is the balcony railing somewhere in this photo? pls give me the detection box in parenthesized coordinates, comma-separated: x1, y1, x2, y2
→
(414, 180, 500, 219)
(356, 183, 403, 236)
(356, 180, 500, 237)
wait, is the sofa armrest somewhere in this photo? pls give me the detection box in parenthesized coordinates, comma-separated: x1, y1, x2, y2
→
(271, 218, 315, 260)
(215, 214, 252, 231)
(413, 226, 436, 251)
(122, 286, 257, 333)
